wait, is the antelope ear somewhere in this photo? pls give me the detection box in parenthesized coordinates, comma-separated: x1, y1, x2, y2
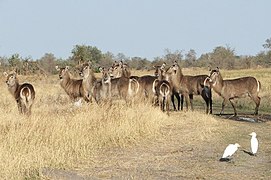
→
(88, 61, 92, 66)
(55, 66, 60, 71)
(98, 67, 104, 73)
(3, 72, 8, 77)
(65, 66, 70, 70)
(216, 67, 220, 71)
(161, 62, 166, 69)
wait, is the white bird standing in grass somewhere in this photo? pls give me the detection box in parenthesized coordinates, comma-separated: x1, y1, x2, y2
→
(219, 143, 241, 162)
(250, 132, 258, 156)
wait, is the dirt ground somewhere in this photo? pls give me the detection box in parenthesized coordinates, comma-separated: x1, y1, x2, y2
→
(42, 111, 271, 180)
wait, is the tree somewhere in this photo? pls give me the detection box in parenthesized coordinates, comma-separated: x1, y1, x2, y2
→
(38, 53, 57, 74)
(163, 49, 183, 64)
(71, 45, 102, 65)
(263, 38, 271, 50)
(184, 49, 197, 67)
(8, 54, 23, 73)
(209, 46, 236, 69)
(100, 51, 115, 67)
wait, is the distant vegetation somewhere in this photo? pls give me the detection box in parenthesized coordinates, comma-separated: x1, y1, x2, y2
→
(1, 37, 271, 74)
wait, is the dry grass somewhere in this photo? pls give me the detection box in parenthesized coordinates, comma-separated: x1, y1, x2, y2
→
(0, 68, 270, 179)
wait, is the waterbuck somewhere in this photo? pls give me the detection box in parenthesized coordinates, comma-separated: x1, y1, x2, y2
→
(4, 71, 35, 115)
(55, 66, 89, 102)
(152, 66, 173, 113)
(166, 61, 212, 114)
(158, 63, 181, 111)
(205, 67, 261, 116)
(78, 62, 98, 102)
(95, 67, 139, 103)
(110, 62, 158, 104)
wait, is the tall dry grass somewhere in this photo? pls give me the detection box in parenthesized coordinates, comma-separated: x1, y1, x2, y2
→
(0, 68, 270, 179)
(0, 74, 172, 179)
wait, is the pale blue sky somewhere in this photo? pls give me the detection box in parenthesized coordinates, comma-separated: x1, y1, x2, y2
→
(0, 0, 270, 60)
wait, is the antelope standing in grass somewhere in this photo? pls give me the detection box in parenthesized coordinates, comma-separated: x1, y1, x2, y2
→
(110, 61, 158, 104)
(153, 66, 172, 113)
(205, 67, 261, 116)
(78, 62, 98, 103)
(77, 63, 110, 104)
(166, 61, 212, 114)
(56, 66, 89, 102)
(98, 67, 139, 102)
(158, 63, 181, 111)
(4, 71, 35, 115)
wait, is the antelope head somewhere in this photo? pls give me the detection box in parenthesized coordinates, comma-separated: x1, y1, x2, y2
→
(4, 71, 18, 88)
(167, 61, 180, 75)
(79, 62, 92, 78)
(99, 67, 111, 84)
(208, 67, 220, 84)
(56, 66, 69, 80)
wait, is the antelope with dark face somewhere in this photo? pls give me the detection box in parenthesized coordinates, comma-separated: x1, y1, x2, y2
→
(205, 67, 261, 116)
(56, 66, 89, 102)
(153, 66, 173, 113)
(4, 71, 35, 115)
(166, 61, 212, 114)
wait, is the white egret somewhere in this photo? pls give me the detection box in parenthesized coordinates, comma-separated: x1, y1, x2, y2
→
(219, 143, 241, 162)
(250, 132, 258, 156)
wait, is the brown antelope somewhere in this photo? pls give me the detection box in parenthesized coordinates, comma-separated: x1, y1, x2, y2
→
(153, 66, 173, 113)
(78, 62, 98, 102)
(166, 61, 212, 114)
(55, 66, 89, 102)
(158, 63, 181, 111)
(4, 71, 35, 115)
(77, 63, 109, 103)
(205, 67, 261, 116)
(109, 61, 159, 104)
(95, 67, 139, 103)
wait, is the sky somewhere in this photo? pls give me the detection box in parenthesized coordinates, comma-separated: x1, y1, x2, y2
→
(0, 0, 270, 60)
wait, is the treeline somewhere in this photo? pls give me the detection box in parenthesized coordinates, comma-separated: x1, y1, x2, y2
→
(1, 38, 271, 75)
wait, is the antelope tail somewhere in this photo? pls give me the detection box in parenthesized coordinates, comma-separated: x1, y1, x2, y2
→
(20, 87, 32, 109)
(160, 83, 170, 97)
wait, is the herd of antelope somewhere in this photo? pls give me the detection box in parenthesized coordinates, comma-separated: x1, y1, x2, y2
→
(3, 61, 261, 117)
